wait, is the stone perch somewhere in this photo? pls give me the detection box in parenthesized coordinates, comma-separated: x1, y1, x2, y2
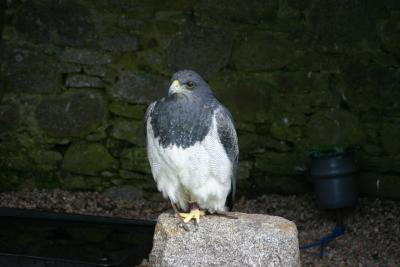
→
(149, 212, 300, 267)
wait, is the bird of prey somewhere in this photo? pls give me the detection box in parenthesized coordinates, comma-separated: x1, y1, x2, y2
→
(145, 70, 238, 227)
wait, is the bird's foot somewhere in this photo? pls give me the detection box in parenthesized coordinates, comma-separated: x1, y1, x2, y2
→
(170, 201, 190, 231)
(179, 209, 206, 224)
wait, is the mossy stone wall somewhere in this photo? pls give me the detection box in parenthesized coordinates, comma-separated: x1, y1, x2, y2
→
(1, 0, 400, 198)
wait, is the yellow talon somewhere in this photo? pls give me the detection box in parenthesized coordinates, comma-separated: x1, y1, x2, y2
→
(179, 209, 206, 223)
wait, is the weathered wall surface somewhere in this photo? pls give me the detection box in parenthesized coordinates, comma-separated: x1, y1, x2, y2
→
(0, 0, 6, 99)
(0, 0, 399, 198)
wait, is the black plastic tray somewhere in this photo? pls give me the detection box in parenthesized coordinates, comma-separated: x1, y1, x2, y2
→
(0, 207, 156, 267)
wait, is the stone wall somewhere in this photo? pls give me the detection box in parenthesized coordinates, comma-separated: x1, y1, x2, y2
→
(0, 0, 399, 198)
(0, 0, 5, 99)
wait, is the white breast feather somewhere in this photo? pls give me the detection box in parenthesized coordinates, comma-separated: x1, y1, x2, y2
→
(146, 114, 232, 212)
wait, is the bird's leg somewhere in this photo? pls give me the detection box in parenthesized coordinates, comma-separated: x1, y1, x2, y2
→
(170, 201, 189, 231)
(179, 202, 206, 224)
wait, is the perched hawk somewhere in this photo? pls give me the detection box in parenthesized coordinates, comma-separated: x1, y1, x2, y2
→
(145, 70, 238, 226)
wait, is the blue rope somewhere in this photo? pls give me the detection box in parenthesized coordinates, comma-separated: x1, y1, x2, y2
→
(300, 224, 344, 258)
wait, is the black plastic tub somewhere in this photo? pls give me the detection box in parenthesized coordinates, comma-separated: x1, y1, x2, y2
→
(310, 152, 358, 209)
(0, 207, 156, 267)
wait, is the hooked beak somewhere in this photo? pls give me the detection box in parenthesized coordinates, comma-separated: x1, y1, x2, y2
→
(168, 80, 182, 96)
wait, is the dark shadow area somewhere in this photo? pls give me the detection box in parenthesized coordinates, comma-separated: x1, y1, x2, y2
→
(0, 208, 155, 267)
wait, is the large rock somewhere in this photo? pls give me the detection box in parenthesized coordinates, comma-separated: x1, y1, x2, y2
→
(35, 91, 106, 138)
(195, 0, 279, 24)
(381, 121, 400, 155)
(153, 15, 181, 49)
(306, 109, 366, 147)
(337, 64, 400, 112)
(254, 151, 307, 176)
(237, 160, 252, 180)
(0, 104, 19, 133)
(60, 48, 112, 65)
(99, 33, 139, 52)
(253, 175, 311, 194)
(107, 0, 158, 14)
(231, 32, 293, 71)
(136, 50, 169, 75)
(29, 150, 63, 171)
(120, 147, 150, 174)
(359, 172, 400, 199)
(359, 153, 400, 173)
(308, 0, 386, 51)
(109, 101, 146, 120)
(378, 17, 400, 58)
(58, 63, 82, 74)
(15, 0, 95, 47)
(167, 25, 232, 79)
(238, 132, 269, 156)
(5, 53, 61, 94)
(62, 142, 116, 175)
(65, 74, 103, 88)
(110, 118, 144, 145)
(109, 71, 168, 104)
(270, 119, 303, 142)
(0, 1, 4, 68)
(210, 72, 272, 123)
(84, 65, 116, 82)
(149, 212, 300, 267)
(262, 72, 335, 114)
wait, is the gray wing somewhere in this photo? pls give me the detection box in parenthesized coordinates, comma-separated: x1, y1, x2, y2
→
(215, 106, 239, 210)
(144, 101, 157, 141)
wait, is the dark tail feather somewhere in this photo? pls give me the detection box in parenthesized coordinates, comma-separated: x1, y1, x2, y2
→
(226, 188, 235, 211)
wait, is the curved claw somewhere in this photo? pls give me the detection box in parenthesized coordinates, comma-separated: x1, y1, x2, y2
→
(177, 221, 190, 231)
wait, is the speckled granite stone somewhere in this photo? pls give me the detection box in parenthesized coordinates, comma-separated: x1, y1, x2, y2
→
(149, 212, 300, 267)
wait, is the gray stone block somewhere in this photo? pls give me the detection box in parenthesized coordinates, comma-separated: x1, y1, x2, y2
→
(109, 102, 146, 120)
(306, 109, 366, 147)
(99, 34, 139, 52)
(109, 71, 168, 104)
(62, 142, 116, 175)
(195, 0, 279, 24)
(210, 72, 272, 123)
(120, 147, 150, 174)
(308, 0, 386, 51)
(166, 25, 232, 79)
(60, 48, 112, 65)
(6, 53, 61, 94)
(149, 212, 300, 267)
(84, 65, 117, 82)
(58, 63, 82, 74)
(110, 118, 144, 145)
(35, 91, 106, 138)
(65, 74, 103, 88)
(15, 0, 95, 47)
(0, 104, 19, 133)
(231, 32, 293, 71)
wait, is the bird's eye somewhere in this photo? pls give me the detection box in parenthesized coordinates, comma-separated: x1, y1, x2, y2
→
(186, 81, 194, 89)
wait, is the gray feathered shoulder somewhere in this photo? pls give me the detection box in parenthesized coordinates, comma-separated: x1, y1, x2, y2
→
(215, 106, 238, 163)
(144, 101, 157, 139)
(214, 105, 239, 209)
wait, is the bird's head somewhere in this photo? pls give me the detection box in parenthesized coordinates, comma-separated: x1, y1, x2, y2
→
(168, 70, 212, 98)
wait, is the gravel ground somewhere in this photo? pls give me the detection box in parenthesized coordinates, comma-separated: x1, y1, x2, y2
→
(0, 189, 399, 266)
